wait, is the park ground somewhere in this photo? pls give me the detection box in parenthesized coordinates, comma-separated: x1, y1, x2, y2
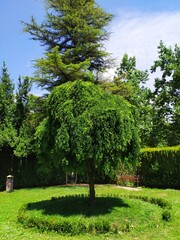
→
(0, 185, 180, 240)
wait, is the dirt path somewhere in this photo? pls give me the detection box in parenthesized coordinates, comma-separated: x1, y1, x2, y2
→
(115, 186, 141, 191)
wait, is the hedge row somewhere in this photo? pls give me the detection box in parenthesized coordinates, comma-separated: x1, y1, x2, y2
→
(18, 199, 113, 235)
(139, 145, 180, 189)
(0, 151, 64, 191)
(18, 194, 171, 235)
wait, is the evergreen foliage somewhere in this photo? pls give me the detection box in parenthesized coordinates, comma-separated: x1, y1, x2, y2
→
(140, 145, 180, 189)
(0, 63, 16, 189)
(34, 46, 94, 90)
(14, 76, 31, 132)
(23, 0, 113, 90)
(0, 62, 16, 152)
(0, 62, 14, 125)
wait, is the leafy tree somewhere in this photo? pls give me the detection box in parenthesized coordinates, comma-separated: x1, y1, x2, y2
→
(23, 0, 113, 90)
(35, 81, 140, 206)
(150, 41, 180, 146)
(101, 54, 152, 147)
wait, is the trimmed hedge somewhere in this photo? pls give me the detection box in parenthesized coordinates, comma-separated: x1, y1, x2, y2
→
(17, 194, 172, 235)
(0, 154, 64, 191)
(139, 145, 180, 189)
(18, 205, 112, 235)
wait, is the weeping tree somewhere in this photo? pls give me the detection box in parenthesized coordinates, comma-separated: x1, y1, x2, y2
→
(35, 81, 140, 206)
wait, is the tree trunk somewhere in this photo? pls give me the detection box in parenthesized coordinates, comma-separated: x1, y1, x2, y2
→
(87, 159, 96, 207)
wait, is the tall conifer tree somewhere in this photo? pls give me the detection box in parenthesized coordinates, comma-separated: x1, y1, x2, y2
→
(23, 0, 113, 90)
(0, 63, 15, 184)
(14, 76, 31, 132)
(0, 62, 14, 124)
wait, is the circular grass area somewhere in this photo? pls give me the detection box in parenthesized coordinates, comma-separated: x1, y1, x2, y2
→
(18, 194, 167, 235)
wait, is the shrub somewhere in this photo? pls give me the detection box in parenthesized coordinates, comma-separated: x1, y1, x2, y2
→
(18, 194, 172, 236)
(162, 210, 172, 222)
(18, 203, 112, 235)
(139, 145, 180, 189)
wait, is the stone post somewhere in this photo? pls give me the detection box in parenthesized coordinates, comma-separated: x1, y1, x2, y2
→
(6, 175, 14, 192)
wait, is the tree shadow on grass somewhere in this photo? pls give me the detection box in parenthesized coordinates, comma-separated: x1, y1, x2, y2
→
(27, 196, 129, 217)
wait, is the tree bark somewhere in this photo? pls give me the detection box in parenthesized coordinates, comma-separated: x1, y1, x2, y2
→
(87, 159, 96, 207)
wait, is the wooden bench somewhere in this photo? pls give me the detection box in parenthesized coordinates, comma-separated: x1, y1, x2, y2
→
(117, 175, 140, 187)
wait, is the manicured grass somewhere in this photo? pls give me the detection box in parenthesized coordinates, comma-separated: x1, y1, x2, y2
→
(0, 185, 179, 239)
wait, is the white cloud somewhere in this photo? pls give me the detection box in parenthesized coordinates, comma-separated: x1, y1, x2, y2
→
(105, 10, 180, 88)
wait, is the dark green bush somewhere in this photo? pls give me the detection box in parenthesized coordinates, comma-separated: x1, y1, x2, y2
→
(162, 210, 172, 221)
(139, 145, 180, 189)
(120, 194, 172, 210)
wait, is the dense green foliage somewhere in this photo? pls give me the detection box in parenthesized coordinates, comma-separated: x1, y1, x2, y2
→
(36, 80, 140, 204)
(36, 81, 139, 173)
(23, 0, 113, 90)
(14, 76, 31, 132)
(101, 54, 152, 147)
(0, 62, 15, 147)
(0, 62, 14, 125)
(0, 63, 16, 190)
(139, 145, 180, 189)
(150, 41, 180, 146)
(0, 69, 48, 190)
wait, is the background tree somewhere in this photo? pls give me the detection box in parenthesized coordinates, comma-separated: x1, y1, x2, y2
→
(35, 81, 140, 206)
(14, 93, 46, 158)
(101, 54, 152, 147)
(0, 62, 16, 188)
(14, 76, 31, 133)
(0, 62, 14, 125)
(0, 62, 15, 147)
(12, 77, 47, 189)
(150, 41, 180, 146)
(23, 0, 113, 90)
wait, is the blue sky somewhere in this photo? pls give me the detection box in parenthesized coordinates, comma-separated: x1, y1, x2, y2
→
(1, 0, 180, 93)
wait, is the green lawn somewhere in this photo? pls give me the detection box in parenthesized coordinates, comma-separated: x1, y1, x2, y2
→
(0, 185, 179, 239)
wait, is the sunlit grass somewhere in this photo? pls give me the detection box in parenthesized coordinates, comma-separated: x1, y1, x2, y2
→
(0, 185, 179, 239)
